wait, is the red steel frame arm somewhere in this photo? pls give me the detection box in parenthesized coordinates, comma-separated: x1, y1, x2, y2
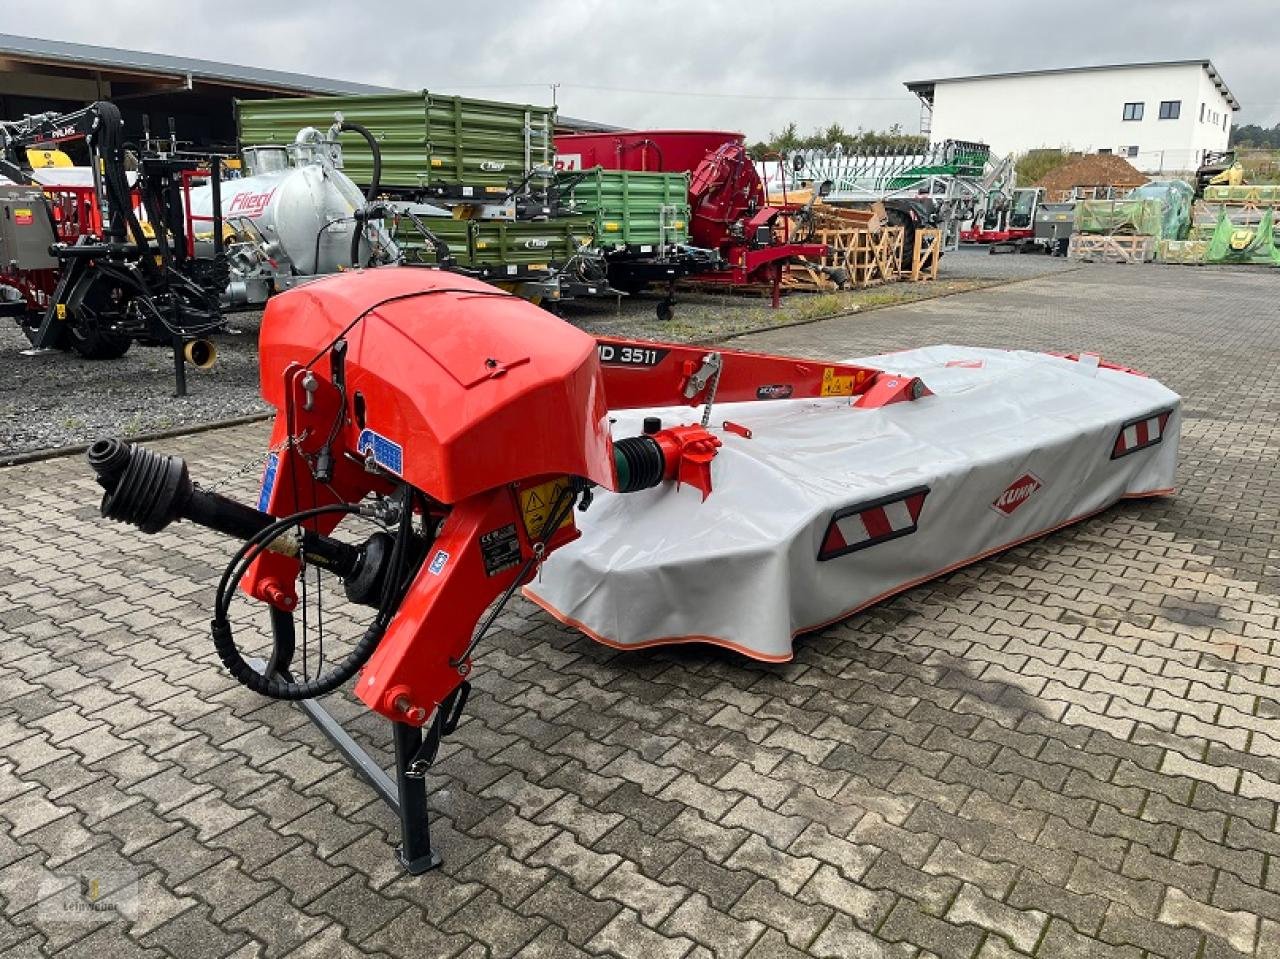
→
(594, 338, 880, 410)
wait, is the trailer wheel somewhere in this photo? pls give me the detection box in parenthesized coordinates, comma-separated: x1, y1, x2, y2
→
(656, 299, 675, 323)
(67, 317, 131, 360)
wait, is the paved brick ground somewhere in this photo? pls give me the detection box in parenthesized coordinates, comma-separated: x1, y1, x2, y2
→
(1, 262, 1279, 958)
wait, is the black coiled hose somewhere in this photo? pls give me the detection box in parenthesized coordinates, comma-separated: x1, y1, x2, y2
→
(210, 485, 416, 701)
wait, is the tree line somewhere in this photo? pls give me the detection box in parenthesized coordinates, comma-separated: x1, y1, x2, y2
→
(1230, 123, 1280, 149)
(749, 122, 928, 156)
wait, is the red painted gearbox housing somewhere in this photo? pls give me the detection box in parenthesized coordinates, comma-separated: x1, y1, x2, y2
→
(245, 267, 884, 726)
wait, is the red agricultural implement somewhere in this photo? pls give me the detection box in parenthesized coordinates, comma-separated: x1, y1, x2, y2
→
(89, 266, 1179, 872)
(556, 129, 828, 304)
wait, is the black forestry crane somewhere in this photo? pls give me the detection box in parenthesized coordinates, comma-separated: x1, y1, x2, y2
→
(0, 101, 228, 395)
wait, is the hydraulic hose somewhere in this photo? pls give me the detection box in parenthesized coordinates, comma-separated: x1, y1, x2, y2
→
(338, 120, 382, 267)
(86, 438, 420, 703)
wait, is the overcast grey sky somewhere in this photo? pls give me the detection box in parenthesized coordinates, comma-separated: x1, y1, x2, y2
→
(6, 1, 1278, 137)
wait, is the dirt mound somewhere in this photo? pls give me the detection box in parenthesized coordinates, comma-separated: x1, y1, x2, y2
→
(1036, 154, 1147, 200)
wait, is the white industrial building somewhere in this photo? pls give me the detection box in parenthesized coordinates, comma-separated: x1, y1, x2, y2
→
(906, 60, 1238, 174)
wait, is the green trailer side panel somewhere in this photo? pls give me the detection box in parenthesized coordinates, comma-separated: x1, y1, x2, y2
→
(236, 92, 555, 192)
(237, 93, 429, 190)
(392, 217, 471, 264)
(558, 168, 690, 250)
(392, 216, 587, 273)
(425, 95, 555, 194)
(469, 219, 587, 270)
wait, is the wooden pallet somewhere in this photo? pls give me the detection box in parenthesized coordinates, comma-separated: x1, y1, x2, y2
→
(790, 226, 906, 291)
(1068, 233, 1155, 264)
(850, 226, 904, 286)
(1157, 239, 1209, 265)
(783, 225, 905, 292)
(902, 228, 942, 281)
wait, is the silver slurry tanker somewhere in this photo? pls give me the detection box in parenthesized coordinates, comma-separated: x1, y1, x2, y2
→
(187, 117, 399, 306)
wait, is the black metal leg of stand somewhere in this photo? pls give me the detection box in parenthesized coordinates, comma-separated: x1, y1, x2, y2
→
(172, 336, 187, 397)
(392, 721, 441, 874)
(29, 259, 81, 350)
(251, 609, 441, 874)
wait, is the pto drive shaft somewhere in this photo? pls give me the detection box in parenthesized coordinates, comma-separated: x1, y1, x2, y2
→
(86, 438, 361, 578)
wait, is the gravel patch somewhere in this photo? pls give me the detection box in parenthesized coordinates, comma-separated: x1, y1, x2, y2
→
(0, 312, 268, 458)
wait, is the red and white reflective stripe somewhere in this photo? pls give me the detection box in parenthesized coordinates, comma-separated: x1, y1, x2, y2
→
(819, 487, 929, 560)
(1112, 410, 1172, 459)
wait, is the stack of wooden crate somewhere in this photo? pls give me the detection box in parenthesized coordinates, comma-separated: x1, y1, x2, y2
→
(784, 203, 908, 291)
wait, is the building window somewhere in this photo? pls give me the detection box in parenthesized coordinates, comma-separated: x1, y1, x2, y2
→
(1224, 115, 1229, 130)
(1098, 148, 1113, 155)
(1124, 146, 1139, 158)
(1200, 103, 1206, 121)
(1159, 100, 1181, 119)
(1122, 102, 1144, 121)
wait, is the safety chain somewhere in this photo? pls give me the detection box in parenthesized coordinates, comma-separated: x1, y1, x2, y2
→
(204, 430, 308, 494)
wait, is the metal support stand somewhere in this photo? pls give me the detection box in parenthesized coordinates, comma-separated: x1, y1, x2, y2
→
(247, 609, 441, 873)
(172, 336, 188, 398)
(391, 722, 441, 873)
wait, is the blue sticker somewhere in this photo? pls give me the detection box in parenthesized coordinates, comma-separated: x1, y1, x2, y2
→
(356, 428, 404, 475)
(428, 550, 449, 575)
(257, 453, 279, 511)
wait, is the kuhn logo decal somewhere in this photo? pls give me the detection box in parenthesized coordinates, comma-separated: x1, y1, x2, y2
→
(522, 238, 549, 249)
(480, 160, 506, 172)
(992, 472, 1042, 517)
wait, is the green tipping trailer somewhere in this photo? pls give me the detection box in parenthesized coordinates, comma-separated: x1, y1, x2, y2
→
(393, 215, 588, 279)
(557, 168, 691, 253)
(236, 92, 556, 204)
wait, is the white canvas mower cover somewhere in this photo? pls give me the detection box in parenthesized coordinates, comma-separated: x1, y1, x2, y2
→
(526, 345, 1180, 660)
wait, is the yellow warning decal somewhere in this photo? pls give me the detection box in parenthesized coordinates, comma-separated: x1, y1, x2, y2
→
(820, 367, 854, 397)
(55, 303, 67, 320)
(519, 478, 574, 539)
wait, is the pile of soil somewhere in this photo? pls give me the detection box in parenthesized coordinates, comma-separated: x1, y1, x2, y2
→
(1036, 154, 1147, 200)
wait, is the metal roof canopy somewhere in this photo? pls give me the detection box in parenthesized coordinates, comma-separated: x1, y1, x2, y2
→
(905, 60, 1240, 112)
(0, 32, 618, 134)
(0, 32, 397, 96)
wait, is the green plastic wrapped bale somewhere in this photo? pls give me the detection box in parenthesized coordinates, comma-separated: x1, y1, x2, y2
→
(1158, 239, 1208, 264)
(237, 92, 555, 197)
(1203, 184, 1280, 206)
(1206, 209, 1280, 266)
(1074, 198, 1167, 238)
(1127, 180, 1194, 241)
(392, 215, 588, 275)
(557, 168, 691, 252)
